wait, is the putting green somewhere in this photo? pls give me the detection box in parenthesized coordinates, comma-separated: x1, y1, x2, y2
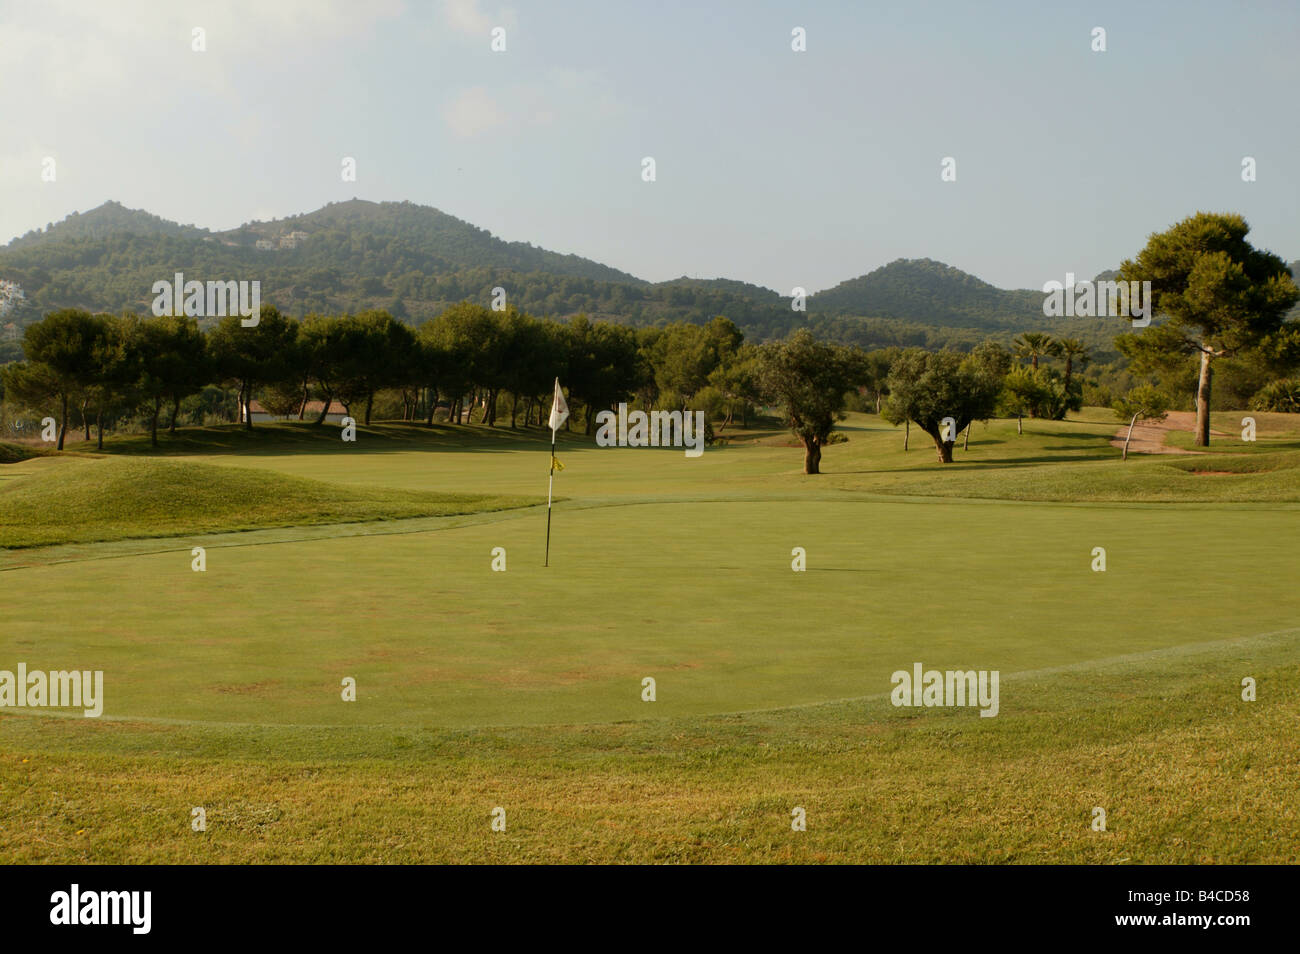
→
(3, 494, 1294, 728)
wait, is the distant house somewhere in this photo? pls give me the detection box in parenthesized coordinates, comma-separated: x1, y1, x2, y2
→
(279, 230, 309, 249)
(241, 399, 347, 424)
(254, 238, 275, 250)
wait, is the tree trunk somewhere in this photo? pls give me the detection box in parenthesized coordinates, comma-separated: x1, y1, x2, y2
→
(1195, 348, 1213, 447)
(243, 382, 253, 429)
(426, 388, 437, 426)
(934, 436, 954, 463)
(82, 399, 91, 440)
(364, 391, 374, 426)
(1017, 413, 1023, 435)
(151, 397, 161, 448)
(314, 396, 333, 425)
(169, 395, 181, 435)
(1123, 412, 1138, 461)
(963, 425, 970, 451)
(803, 437, 821, 475)
(58, 392, 68, 450)
(904, 418, 910, 450)
(96, 411, 104, 450)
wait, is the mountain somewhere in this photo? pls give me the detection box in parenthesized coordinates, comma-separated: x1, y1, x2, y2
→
(6, 200, 208, 248)
(0, 201, 1172, 356)
(209, 198, 644, 285)
(810, 258, 1044, 330)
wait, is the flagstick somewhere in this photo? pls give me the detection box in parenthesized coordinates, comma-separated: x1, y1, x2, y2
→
(544, 427, 556, 567)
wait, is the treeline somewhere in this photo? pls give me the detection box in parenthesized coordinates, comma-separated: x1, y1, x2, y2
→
(0, 294, 1171, 473)
(5, 298, 1298, 461)
(0, 306, 770, 450)
(5, 212, 1299, 464)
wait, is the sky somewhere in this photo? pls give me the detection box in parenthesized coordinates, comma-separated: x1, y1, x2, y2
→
(1, 0, 1296, 294)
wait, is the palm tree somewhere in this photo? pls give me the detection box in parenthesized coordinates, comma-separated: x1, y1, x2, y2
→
(1058, 338, 1091, 398)
(1013, 332, 1062, 371)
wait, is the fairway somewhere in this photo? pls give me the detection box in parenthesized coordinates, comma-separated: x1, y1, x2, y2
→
(3, 413, 1299, 863)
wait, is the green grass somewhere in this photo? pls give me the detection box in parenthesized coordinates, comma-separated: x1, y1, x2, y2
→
(0, 456, 541, 548)
(135, 414, 1300, 504)
(3, 496, 1297, 726)
(1, 409, 1298, 862)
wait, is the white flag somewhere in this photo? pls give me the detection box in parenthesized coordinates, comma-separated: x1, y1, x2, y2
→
(548, 378, 569, 433)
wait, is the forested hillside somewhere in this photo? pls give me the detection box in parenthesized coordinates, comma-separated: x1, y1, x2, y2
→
(6, 200, 1284, 363)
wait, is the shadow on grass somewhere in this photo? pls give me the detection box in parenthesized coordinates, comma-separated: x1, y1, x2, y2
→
(828, 447, 1121, 475)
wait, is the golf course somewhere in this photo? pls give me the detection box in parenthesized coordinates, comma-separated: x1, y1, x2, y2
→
(2, 409, 1297, 863)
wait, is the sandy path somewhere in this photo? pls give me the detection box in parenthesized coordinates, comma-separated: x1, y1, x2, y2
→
(1109, 410, 1228, 455)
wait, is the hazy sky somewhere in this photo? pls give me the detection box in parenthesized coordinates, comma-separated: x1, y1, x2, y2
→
(1, 0, 1296, 293)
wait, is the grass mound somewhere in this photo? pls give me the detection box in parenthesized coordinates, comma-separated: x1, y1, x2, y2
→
(0, 456, 541, 548)
(0, 441, 50, 464)
(99, 420, 565, 456)
(1162, 454, 1290, 475)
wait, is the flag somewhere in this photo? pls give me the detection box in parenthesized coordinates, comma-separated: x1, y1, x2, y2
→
(544, 378, 566, 567)
(548, 378, 568, 433)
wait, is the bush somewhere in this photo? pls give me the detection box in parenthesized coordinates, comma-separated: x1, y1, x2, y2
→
(368, 388, 406, 421)
(841, 389, 871, 413)
(1249, 378, 1300, 413)
(1081, 379, 1113, 409)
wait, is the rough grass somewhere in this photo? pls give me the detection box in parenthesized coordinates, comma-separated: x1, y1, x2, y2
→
(0, 456, 541, 548)
(1, 630, 1294, 863)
